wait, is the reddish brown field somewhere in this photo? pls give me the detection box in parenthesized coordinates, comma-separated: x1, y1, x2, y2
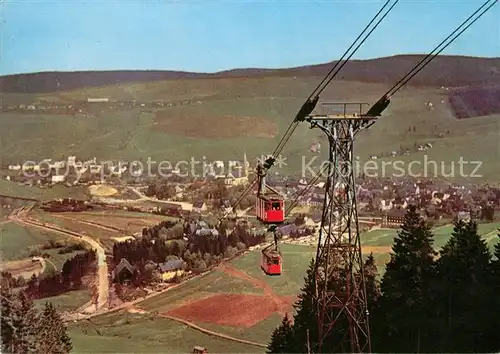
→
(164, 264, 296, 328)
(165, 293, 295, 328)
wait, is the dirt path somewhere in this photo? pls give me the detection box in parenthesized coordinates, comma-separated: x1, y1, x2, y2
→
(158, 313, 267, 348)
(9, 214, 109, 312)
(220, 264, 291, 315)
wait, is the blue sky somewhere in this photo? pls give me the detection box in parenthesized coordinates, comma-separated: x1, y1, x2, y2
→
(1, 0, 498, 75)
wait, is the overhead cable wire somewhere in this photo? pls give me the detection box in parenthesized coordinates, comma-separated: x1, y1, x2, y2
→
(218, 0, 400, 222)
(312, 0, 399, 98)
(365, 0, 498, 117)
(267, 0, 400, 164)
(307, 0, 395, 100)
(388, 0, 497, 97)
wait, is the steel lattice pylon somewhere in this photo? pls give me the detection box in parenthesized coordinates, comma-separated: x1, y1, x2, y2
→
(306, 103, 378, 353)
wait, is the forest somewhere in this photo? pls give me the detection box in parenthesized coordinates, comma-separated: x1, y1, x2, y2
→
(268, 205, 500, 353)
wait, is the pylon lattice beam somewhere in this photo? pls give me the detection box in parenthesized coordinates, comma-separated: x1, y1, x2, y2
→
(307, 102, 377, 353)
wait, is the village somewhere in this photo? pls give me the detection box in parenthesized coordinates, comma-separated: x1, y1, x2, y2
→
(3, 153, 499, 230)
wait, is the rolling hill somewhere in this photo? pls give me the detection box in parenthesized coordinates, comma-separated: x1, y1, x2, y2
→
(1, 54, 499, 184)
(1, 55, 499, 93)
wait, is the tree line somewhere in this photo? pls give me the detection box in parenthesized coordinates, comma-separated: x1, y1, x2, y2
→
(25, 250, 96, 299)
(1, 285, 72, 353)
(268, 205, 500, 353)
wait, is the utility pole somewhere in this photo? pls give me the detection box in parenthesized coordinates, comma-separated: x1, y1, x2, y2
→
(307, 102, 379, 353)
(307, 329, 311, 354)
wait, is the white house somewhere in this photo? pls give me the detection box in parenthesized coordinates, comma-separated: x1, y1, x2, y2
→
(87, 97, 109, 103)
(51, 175, 66, 184)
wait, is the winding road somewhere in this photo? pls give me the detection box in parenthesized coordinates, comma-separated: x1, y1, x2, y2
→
(8, 211, 109, 313)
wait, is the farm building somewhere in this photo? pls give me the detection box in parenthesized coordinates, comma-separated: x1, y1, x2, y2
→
(158, 259, 186, 282)
(111, 258, 136, 283)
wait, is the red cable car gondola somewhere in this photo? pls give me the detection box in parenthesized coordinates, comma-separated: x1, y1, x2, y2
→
(255, 165, 285, 224)
(256, 194, 285, 224)
(254, 164, 284, 275)
(261, 243, 282, 276)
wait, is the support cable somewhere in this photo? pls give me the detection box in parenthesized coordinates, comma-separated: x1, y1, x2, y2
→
(218, 0, 400, 222)
(365, 0, 498, 118)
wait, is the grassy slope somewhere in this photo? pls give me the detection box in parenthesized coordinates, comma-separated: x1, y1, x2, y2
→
(34, 290, 91, 312)
(82, 222, 500, 349)
(0, 179, 89, 201)
(362, 221, 500, 251)
(0, 222, 73, 261)
(67, 310, 261, 353)
(2, 77, 499, 182)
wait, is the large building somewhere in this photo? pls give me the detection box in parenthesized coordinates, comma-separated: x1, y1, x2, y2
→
(87, 97, 109, 103)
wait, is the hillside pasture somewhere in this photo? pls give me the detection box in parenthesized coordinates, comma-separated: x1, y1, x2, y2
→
(134, 244, 315, 345)
(0, 222, 73, 261)
(362, 222, 500, 252)
(154, 109, 278, 139)
(34, 289, 91, 312)
(28, 208, 177, 245)
(1, 77, 499, 182)
(28, 210, 120, 251)
(54, 211, 167, 234)
(67, 309, 261, 353)
(0, 179, 89, 201)
(0, 258, 43, 279)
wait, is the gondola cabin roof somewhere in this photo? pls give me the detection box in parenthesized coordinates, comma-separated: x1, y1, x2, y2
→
(259, 193, 283, 201)
(263, 248, 281, 257)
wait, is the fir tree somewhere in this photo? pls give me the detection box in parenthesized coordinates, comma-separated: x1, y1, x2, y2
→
(12, 291, 40, 353)
(37, 302, 72, 354)
(363, 253, 381, 313)
(267, 313, 294, 353)
(1, 284, 15, 352)
(289, 258, 318, 353)
(1, 288, 40, 353)
(483, 230, 500, 351)
(436, 220, 491, 352)
(362, 253, 383, 351)
(377, 205, 436, 353)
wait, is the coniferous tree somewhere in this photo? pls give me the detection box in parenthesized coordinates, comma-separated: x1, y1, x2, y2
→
(362, 253, 383, 351)
(12, 291, 40, 353)
(436, 220, 491, 352)
(289, 258, 318, 353)
(1, 288, 40, 354)
(1, 284, 15, 352)
(267, 313, 294, 353)
(363, 253, 381, 313)
(483, 231, 500, 351)
(37, 302, 72, 354)
(377, 205, 436, 353)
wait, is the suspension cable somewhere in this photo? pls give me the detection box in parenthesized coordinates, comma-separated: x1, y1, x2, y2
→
(365, 0, 498, 117)
(312, 0, 399, 98)
(387, 0, 497, 96)
(307, 0, 395, 100)
(270, 0, 399, 160)
(218, 0, 400, 222)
